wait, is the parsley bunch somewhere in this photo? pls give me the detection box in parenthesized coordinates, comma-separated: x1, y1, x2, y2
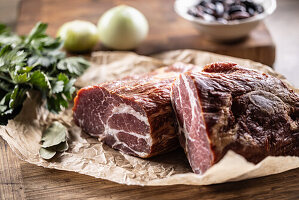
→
(0, 22, 89, 124)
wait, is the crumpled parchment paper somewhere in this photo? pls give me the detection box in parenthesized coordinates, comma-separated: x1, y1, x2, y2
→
(1, 49, 299, 186)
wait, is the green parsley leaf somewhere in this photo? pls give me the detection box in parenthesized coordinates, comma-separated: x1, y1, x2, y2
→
(0, 24, 21, 46)
(57, 57, 89, 76)
(25, 22, 48, 44)
(0, 22, 89, 124)
(30, 70, 51, 92)
(52, 80, 64, 94)
(9, 85, 27, 109)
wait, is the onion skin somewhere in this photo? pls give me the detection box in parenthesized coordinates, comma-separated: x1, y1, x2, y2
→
(57, 20, 99, 53)
(97, 5, 149, 50)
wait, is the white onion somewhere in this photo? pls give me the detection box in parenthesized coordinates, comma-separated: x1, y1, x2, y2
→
(57, 20, 99, 52)
(97, 5, 149, 50)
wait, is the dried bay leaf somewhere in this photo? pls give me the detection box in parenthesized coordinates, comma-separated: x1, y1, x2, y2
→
(53, 141, 69, 152)
(39, 147, 56, 160)
(39, 121, 69, 160)
(41, 121, 67, 147)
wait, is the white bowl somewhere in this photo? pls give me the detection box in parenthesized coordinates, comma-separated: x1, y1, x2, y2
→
(174, 0, 276, 41)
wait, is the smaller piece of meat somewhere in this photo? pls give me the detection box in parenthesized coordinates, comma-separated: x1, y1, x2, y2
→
(171, 62, 299, 174)
(73, 63, 197, 158)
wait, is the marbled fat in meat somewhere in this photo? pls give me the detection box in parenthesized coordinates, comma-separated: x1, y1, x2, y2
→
(171, 62, 299, 174)
(73, 63, 196, 158)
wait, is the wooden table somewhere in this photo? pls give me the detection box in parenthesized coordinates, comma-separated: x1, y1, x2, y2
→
(1, 137, 299, 200)
(1, 0, 299, 199)
(16, 0, 275, 66)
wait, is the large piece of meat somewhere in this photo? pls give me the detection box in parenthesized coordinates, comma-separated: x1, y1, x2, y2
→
(171, 62, 299, 174)
(73, 63, 196, 158)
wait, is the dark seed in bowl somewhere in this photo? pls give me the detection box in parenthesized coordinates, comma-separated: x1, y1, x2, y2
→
(228, 5, 246, 14)
(247, 7, 255, 16)
(230, 11, 250, 20)
(187, 0, 265, 23)
(188, 7, 204, 18)
(256, 4, 264, 13)
(215, 2, 225, 17)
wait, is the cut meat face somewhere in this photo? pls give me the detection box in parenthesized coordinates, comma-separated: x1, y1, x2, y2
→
(171, 62, 299, 174)
(73, 63, 197, 158)
(171, 72, 213, 174)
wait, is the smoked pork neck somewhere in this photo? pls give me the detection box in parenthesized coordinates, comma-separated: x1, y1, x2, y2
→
(73, 63, 196, 158)
(171, 62, 299, 174)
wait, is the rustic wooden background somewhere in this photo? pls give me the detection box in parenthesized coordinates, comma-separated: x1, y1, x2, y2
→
(1, 137, 299, 199)
(16, 0, 276, 67)
(1, 0, 299, 87)
(1, 0, 299, 199)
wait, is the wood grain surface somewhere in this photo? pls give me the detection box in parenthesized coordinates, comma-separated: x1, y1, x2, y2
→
(1, 136, 299, 200)
(1, 0, 299, 199)
(16, 0, 275, 66)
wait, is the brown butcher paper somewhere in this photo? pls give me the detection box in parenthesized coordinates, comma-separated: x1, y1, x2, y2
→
(1, 49, 299, 186)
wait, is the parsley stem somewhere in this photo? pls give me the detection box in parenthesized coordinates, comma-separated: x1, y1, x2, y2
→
(0, 84, 10, 92)
(0, 74, 14, 84)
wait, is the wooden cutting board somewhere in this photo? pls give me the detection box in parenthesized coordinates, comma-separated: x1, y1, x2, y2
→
(3, 0, 298, 200)
(1, 137, 299, 200)
(16, 0, 275, 66)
